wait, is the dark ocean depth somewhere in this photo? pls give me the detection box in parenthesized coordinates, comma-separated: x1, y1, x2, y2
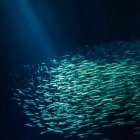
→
(1, 1, 140, 140)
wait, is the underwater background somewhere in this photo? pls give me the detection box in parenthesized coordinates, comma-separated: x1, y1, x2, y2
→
(1, 0, 140, 140)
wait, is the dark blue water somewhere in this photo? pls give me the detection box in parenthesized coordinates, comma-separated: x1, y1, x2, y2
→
(1, 1, 140, 140)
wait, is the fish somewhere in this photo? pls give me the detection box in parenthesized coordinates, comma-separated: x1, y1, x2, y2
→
(12, 42, 140, 138)
(92, 132, 102, 136)
(25, 123, 33, 127)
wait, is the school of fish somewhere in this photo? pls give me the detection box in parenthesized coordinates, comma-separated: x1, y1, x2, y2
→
(12, 41, 140, 139)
